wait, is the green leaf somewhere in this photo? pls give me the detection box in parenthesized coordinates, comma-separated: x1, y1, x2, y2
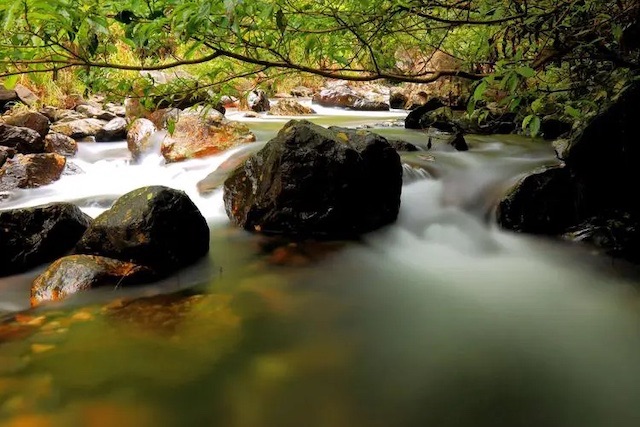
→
(3, 74, 18, 90)
(167, 118, 176, 135)
(259, 4, 274, 21)
(531, 98, 544, 114)
(467, 98, 477, 116)
(275, 9, 286, 34)
(564, 105, 581, 119)
(473, 81, 487, 101)
(522, 114, 541, 137)
(516, 66, 535, 78)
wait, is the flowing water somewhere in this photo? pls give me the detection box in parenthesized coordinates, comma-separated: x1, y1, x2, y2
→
(1, 105, 640, 427)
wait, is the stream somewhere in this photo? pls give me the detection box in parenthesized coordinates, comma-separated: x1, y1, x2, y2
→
(1, 105, 640, 426)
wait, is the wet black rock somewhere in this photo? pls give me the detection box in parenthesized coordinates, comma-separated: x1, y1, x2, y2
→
(328, 126, 419, 152)
(541, 116, 573, 140)
(0, 203, 92, 277)
(498, 81, 640, 259)
(497, 166, 578, 235)
(75, 186, 209, 274)
(387, 138, 420, 152)
(447, 132, 469, 151)
(223, 120, 402, 238)
(565, 212, 640, 263)
(404, 98, 445, 129)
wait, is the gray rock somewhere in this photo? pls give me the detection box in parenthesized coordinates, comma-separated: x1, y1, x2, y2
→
(127, 118, 158, 161)
(14, 84, 39, 106)
(97, 117, 127, 142)
(312, 85, 389, 111)
(76, 104, 117, 121)
(51, 118, 108, 138)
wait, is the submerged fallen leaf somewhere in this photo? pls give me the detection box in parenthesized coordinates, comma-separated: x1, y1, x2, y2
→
(70, 311, 94, 322)
(30, 344, 55, 354)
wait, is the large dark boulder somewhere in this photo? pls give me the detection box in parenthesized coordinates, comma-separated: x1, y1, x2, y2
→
(0, 123, 44, 153)
(497, 166, 579, 234)
(565, 212, 640, 263)
(75, 186, 209, 274)
(386, 138, 419, 152)
(561, 81, 640, 215)
(197, 144, 263, 194)
(223, 120, 402, 238)
(328, 126, 419, 152)
(30, 255, 155, 306)
(540, 116, 572, 140)
(0, 203, 92, 277)
(497, 81, 640, 260)
(447, 132, 469, 151)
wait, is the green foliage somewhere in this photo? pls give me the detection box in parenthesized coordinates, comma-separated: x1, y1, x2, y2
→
(522, 114, 541, 137)
(0, 0, 637, 114)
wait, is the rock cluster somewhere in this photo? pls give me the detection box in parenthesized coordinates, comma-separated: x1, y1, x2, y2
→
(497, 81, 640, 262)
(19, 186, 210, 306)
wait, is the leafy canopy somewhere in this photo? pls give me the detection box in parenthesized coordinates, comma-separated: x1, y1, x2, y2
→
(1, 0, 638, 123)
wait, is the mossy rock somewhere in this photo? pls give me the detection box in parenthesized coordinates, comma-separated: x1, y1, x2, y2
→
(223, 120, 402, 238)
(75, 186, 209, 274)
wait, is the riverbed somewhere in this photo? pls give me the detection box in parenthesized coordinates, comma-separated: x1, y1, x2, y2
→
(1, 106, 639, 427)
